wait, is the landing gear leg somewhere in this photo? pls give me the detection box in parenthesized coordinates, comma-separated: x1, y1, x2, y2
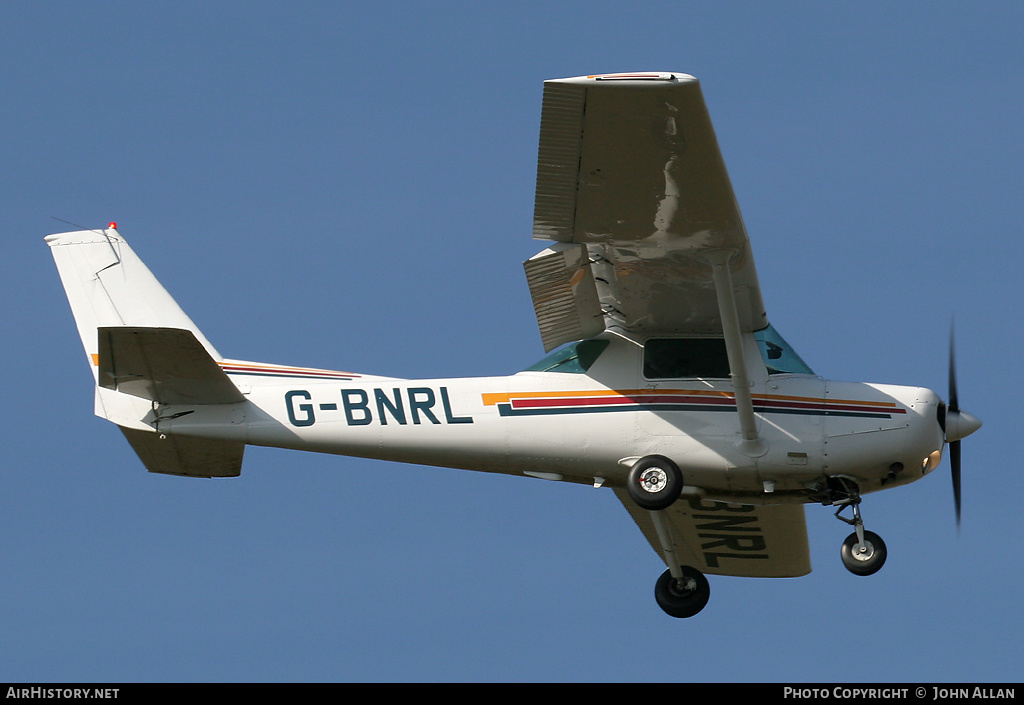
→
(647, 508, 710, 618)
(835, 497, 888, 576)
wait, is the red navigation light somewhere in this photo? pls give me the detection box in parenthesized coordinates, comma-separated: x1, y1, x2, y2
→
(108, 222, 117, 229)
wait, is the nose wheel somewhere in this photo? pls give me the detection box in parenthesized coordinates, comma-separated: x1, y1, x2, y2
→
(833, 490, 888, 576)
(840, 528, 887, 576)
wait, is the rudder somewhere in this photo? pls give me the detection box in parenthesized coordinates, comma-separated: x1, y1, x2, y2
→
(46, 226, 222, 381)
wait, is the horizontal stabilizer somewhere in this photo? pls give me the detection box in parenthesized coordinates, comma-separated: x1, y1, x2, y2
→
(99, 327, 245, 405)
(120, 427, 243, 478)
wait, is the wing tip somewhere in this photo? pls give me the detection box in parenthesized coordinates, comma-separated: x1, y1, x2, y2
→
(547, 71, 697, 84)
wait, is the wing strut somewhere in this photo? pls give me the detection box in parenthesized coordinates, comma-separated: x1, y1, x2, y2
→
(707, 250, 767, 457)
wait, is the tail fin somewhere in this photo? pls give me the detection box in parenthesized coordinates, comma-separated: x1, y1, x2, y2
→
(47, 226, 245, 478)
(46, 226, 222, 376)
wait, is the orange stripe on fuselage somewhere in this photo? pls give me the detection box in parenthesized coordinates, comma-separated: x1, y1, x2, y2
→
(481, 388, 900, 409)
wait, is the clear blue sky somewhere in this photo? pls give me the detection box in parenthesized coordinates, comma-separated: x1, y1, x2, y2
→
(3, 1, 1021, 682)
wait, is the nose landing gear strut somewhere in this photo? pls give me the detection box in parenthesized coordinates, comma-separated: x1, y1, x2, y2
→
(831, 478, 888, 576)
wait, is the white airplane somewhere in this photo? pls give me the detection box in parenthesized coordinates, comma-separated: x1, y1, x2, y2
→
(47, 72, 981, 618)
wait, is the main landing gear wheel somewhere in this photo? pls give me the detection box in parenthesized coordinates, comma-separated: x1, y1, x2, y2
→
(840, 530, 887, 576)
(655, 566, 710, 618)
(627, 455, 683, 511)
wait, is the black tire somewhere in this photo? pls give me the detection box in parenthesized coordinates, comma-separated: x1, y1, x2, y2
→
(655, 566, 710, 618)
(627, 455, 683, 511)
(840, 530, 887, 576)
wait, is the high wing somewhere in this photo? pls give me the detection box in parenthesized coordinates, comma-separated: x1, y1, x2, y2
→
(614, 490, 811, 578)
(525, 72, 767, 351)
(528, 72, 809, 578)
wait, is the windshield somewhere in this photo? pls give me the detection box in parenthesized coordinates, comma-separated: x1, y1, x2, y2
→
(755, 325, 814, 375)
(524, 339, 609, 374)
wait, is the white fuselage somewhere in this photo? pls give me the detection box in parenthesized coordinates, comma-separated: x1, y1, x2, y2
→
(147, 331, 946, 505)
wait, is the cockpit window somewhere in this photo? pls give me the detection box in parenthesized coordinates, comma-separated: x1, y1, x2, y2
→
(643, 338, 731, 379)
(524, 339, 610, 374)
(755, 325, 814, 375)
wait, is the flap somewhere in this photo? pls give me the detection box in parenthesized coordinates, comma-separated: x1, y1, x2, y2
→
(120, 426, 243, 478)
(523, 243, 605, 351)
(530, 73, 767, 339)
(615, 490, 812, 578)
(98, 327, 245, 405)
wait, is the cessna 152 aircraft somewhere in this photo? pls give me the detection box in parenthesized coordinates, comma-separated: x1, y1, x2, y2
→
(47, 72, 981, 618)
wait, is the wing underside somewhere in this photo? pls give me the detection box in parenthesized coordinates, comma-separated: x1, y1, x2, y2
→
(614, 490, 811, 578)
(527, 73, 767, 351)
